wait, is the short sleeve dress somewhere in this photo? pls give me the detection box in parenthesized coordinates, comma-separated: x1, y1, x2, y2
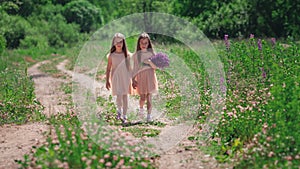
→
(109, 52, 132, 95)
(132, 51, 158, 94)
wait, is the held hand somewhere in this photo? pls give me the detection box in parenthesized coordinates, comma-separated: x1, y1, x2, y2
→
(143, 59, 157, 69)
(149, 61, 157, 69)
(143, 59, 151, 64)
(106, 81, 110, 90)
(132, 80, 138, 89)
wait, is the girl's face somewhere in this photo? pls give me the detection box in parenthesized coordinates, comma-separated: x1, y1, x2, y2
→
(115, 40, 123, 51)
(139, 38, 149, 50)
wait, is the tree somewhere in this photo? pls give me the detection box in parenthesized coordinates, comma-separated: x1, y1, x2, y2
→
(63, 0, 102, 32)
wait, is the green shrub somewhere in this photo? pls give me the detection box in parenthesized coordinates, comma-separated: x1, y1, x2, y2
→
(0, 34, 6, 55)
(1, 15, 31, 48)
(23, 14, 81, 48)
(63, 0, 102, 32)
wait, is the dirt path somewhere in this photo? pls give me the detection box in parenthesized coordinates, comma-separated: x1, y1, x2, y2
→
(59, 59, 232, 169)
(0, 59, 233, 169)
(0, 60, 70, 169)
(0, 123, 48, 169)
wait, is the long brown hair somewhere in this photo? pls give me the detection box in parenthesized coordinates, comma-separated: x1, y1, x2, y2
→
(136, 32, 154, 64)
(110, 33, 130, 70)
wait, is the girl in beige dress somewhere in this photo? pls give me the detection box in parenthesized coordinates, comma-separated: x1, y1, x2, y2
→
(105, 33, 132, 123)
(132, 32, 158, 122)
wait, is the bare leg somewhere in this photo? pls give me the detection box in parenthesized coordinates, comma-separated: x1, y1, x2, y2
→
(146, 93, 152, 114)
(139, 94, 146, 109)
(122, 94, 128, 116)
(116, 95, 122, 119)
(116, 95, 122, 111)
(146, 93, 152, 122)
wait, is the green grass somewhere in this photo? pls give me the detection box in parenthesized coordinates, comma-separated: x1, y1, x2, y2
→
(122, 127, 161, 138)
(2, 38, 300, 168)
(0, 47, 73, 125)
(17, 113, 155, 169)
(0, 68, 45, 125)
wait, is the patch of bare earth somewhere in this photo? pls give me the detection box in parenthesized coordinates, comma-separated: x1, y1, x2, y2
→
(155, 126, 233, 169)
(0, 123, 48, 169)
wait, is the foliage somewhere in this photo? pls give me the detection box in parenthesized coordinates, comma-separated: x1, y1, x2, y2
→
(0, 34, 6, 55)
(63, 0, 102, 32)
(17, 114, 155, 169)
(170, 0, 300, 39)
(1, 0, 299, 50)
(209, 37, 300, 168)
(0, 46, 70, 125)
(0, 0, 299, 168)
(0, 13, 30, 48)
(0, 68, 45, 125)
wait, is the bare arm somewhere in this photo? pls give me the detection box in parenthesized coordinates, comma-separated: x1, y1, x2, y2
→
(144, 59, 157, 69)
(105, 54, 112, 90)
(132, 53, 138, 89)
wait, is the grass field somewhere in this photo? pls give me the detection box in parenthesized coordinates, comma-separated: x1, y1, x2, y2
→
(1, 37, 299, 168)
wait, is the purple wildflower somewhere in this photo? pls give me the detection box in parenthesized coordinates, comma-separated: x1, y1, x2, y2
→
(224, 34, 230, 50)
(271, 38, 276, 46)
(150, 52, 170, 69)
(261, 67, 266, 79)
(220, 77, 226, 94)
(250, 34, 254, 39)
(258, 39, 262, 50)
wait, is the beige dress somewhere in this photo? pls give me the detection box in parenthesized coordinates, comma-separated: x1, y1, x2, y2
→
(132, 51, 158, 94)
(109, 52, 132, 95)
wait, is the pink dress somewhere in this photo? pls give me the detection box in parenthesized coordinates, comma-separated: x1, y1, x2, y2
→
(132, 51, 158, 94)
(109, 52, 132, 95)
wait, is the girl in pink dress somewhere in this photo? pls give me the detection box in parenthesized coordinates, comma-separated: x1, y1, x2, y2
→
(132, 32, 158, 122)
(105, 33, 132, 123)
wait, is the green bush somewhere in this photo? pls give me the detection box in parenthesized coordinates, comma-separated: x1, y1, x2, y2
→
(22, 14, 81, 49)
(192, 0, 250, 38)
(1, 15, 30, 48)
(0, 34, 6, 55)
(63, 0, 101, 32)
(20, 34, 49, 49)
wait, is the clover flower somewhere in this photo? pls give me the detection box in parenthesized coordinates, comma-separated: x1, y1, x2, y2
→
(271, 37, 276, 46)
(224, 34, 230, 50)
(258, 39, 262, 50)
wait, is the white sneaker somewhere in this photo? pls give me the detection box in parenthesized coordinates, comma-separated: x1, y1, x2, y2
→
(121, 115, 127, 124)
(146, 114, 152, 122)
(138, 108, 145, 119)
(116, 110, 121, 120)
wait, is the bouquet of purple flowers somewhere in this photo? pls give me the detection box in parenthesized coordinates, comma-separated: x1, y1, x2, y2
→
(149, 52, 170, 69)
